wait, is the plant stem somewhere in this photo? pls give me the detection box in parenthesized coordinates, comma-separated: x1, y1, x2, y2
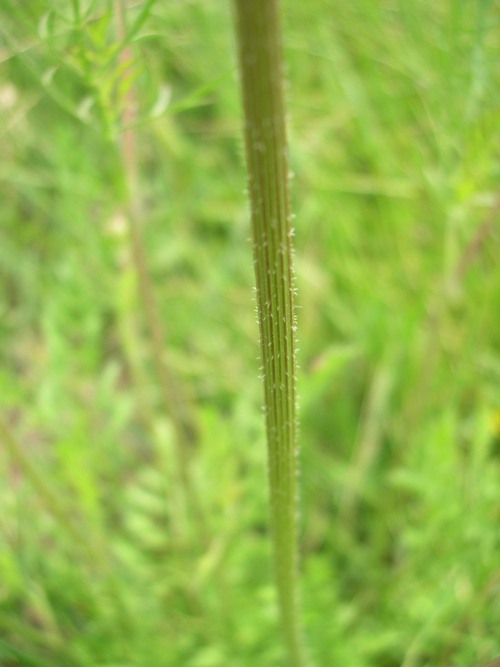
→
(112, 2, 202, 538)
(231, 2, 308, 665)
(114, 0, 197, 448)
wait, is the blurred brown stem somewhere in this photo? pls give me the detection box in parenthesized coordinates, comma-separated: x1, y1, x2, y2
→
(112, 2, 206, 545)
(113, 0, 198, 456)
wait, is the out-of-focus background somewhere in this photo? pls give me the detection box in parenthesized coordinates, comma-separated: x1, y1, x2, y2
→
(1, 1, 500, 666)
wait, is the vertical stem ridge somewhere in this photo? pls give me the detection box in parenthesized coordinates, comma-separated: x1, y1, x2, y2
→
(232, 2, 307, 665)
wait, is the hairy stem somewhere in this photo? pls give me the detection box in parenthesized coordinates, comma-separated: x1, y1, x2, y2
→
(232, 2, 308, 665)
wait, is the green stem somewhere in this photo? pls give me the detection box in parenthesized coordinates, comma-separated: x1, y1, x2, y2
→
(232, 2, 308, 665)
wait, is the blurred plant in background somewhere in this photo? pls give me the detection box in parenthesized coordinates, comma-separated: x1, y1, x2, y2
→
(1, 1, 500, 666)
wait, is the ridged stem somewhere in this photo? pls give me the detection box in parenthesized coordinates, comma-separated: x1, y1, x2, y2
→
(232, 2, 308, 665)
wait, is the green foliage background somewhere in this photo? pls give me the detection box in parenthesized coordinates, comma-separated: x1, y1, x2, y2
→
(1, 1, 500, 666)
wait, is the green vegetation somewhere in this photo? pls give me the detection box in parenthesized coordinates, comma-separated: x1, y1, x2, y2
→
(1, 1, 500, 666)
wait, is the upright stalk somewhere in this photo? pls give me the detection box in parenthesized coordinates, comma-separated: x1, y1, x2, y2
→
(113, 2, 203, 538)
(232, 3, 308, 665)
(114, 0, 197, 451)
